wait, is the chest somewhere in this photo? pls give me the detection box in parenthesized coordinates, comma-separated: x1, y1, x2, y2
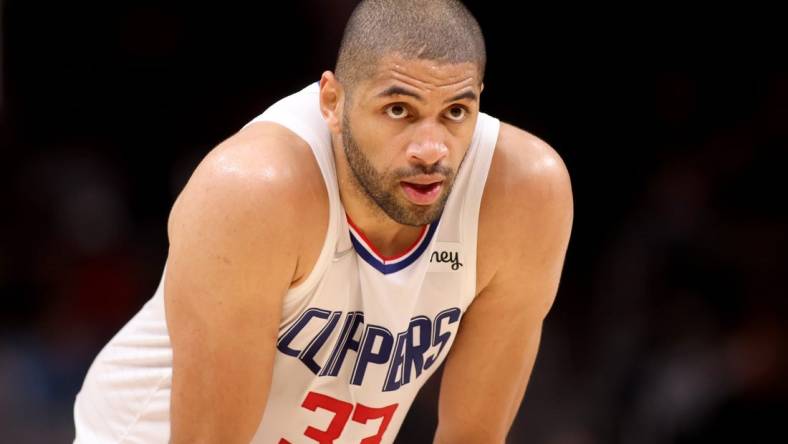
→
(276, 246, 469, 392)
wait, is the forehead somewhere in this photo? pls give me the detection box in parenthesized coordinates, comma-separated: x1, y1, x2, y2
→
(360, 53, 480, 96)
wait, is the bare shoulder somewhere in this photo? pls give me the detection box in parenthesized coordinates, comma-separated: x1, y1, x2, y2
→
(487, 122, 572, 206)
(168, 121, 329, 286)
(436, 124, 574, 442)
(476, 122, 573, 292)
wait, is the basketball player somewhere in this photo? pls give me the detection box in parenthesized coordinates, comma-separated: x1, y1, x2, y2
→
(73, 1, 573, 443)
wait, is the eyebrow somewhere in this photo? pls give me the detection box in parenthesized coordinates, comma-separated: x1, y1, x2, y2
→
(445, 90, 478, 103)
(376, 86, 425, 102)
(375, 86, 478, 104)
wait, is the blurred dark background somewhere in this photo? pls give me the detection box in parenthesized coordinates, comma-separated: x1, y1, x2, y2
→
(1, 1, 786, 442)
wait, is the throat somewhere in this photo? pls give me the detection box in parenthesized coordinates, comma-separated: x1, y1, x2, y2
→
(346, 214, 428, 260)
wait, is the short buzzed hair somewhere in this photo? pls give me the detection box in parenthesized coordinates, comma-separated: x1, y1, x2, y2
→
(335, 0, 486, 95)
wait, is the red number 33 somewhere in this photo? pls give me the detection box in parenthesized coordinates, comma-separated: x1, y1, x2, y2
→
(279, 391, 399, 444)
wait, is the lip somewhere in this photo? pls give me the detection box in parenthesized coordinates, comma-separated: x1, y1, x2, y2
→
(400, 180, 444, 205)
(400, 174, 445, 185)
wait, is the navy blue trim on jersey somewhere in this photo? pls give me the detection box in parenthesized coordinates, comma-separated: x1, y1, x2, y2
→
(350, 220, 439, 274)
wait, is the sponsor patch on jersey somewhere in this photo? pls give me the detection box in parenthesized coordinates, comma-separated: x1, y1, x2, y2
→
(428, 242, 464, 272)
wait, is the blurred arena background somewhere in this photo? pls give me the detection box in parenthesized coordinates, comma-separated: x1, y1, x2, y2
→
(1, 1, 786, 442)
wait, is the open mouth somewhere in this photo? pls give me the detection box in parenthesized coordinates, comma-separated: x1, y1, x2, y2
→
(400, 181, 444, 205)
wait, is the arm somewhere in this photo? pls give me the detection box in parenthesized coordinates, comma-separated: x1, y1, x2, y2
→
(164, 123, 324, 443)
(434, 126, 573, 443)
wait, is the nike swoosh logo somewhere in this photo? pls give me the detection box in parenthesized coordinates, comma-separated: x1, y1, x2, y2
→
(333, 248, 354, 261)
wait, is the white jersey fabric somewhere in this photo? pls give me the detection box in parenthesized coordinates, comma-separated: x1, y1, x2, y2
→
(74, 82, 500, 444)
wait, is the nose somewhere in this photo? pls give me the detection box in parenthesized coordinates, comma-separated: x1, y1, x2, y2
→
(406, 122, 449, 166)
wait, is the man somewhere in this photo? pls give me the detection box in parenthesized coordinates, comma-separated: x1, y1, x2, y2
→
(73, 0, 573, 443)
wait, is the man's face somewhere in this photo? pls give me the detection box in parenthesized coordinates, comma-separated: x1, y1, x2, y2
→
(341, 54, 482, 227)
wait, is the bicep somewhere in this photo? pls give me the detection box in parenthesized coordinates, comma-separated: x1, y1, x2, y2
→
(164, 150, 300, 444)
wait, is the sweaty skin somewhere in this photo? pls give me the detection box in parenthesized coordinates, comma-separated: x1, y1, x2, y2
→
(165, 53, 572, 443)
(320, 54, 483, 255)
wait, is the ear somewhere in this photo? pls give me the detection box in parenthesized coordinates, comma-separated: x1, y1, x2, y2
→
(319, 71, 344, 135)
(480, 82, 485, 94)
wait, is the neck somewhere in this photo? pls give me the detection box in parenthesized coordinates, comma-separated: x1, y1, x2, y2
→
(332, 142, 427, 258)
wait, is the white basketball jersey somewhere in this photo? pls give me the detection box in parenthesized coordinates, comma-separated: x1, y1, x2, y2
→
(73, 82, 500, 444)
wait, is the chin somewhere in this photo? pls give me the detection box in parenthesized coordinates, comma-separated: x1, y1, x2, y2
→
(402, 200, 447, 225)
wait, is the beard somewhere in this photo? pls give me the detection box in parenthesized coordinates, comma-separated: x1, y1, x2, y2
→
(341, 113, 456, 227)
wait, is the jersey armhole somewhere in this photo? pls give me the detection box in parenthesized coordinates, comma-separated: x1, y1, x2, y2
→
(458, 114, 500, 312)
(252, 113, 340, 311)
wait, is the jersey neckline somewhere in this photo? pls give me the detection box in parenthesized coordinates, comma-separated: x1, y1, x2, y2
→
(346, 215, 439, 274)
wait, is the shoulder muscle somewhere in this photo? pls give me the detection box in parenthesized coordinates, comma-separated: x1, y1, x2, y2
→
(168, 121, 327, 285)
(478, 122, 573, 310)
(164, 122, 328, 442)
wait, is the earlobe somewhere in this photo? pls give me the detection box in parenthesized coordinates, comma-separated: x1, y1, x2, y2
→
(319, 71, 344, 135)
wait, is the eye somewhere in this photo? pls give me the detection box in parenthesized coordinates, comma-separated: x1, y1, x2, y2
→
(445, 106, 467, 122)
(385, 104, 409, 120)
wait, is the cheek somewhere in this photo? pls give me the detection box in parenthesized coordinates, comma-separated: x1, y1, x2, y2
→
(450, 133, 475, 163)
(358, 126, 406, 163)
(441, 118, 476, 160)
(352, 128, 397, 171)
